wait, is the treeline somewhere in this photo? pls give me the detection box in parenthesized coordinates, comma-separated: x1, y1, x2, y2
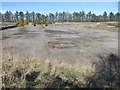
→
(0, 11, 120, 22)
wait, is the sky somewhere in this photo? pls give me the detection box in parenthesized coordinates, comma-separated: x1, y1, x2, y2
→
(1, 2, 119, 15)
(1, 0, 119, 2)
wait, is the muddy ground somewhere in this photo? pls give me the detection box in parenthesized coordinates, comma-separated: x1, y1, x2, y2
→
(1, 23, 118, 68)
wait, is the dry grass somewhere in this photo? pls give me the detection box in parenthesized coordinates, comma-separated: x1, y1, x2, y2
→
(54, 22, 118, 32)
(1, 22, 16, 27)
(2, 52, 120, 89)
(2, 53, 94, 88)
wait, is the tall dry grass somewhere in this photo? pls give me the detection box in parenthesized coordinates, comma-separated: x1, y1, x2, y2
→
(2, 53, 93, 89)
(2, 53, 119, 89)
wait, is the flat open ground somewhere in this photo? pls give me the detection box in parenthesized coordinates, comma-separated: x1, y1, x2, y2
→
(1, 23, 118, 68)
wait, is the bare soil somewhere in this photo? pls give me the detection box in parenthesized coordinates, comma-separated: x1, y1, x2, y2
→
(1, 23, 118, 68)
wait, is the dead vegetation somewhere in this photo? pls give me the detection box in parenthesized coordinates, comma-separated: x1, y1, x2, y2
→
(1, 53, 120, 89)
(2, 53, 91, 89)
(86, 53, 120, 88)
(83, 22, 118, 31)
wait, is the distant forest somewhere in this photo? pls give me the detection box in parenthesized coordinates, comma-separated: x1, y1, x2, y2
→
(0, 11, 120, 22)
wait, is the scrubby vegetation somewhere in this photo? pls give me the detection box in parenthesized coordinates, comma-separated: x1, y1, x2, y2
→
(86, 53, 120, 88)
(2, 53, 120, 89)
(16, 21, 29, 26)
